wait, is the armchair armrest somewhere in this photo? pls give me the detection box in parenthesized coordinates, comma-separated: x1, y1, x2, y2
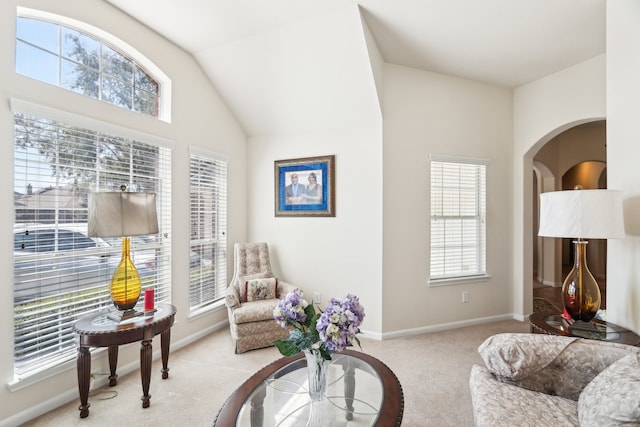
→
(224, 283, 241, 309)
(277, 281, 298, 298)
(479, 333, 640, 400)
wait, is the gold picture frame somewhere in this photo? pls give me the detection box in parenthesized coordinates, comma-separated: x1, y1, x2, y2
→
(274, 155, 336, 217)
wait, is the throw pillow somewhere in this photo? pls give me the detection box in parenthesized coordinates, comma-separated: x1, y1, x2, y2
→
(578, 352, 640, 427)
(226, 272, 274, 308)
(478, 333, 576, 380)
(235, 272, 272, 300)
(244, 277, 278, 302)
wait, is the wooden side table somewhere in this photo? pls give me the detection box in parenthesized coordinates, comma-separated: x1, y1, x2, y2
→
(529, 311, 640, 346)
(73, 302, 177, 418)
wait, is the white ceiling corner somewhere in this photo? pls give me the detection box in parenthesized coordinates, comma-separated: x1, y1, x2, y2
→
(105, 0, 606, 136)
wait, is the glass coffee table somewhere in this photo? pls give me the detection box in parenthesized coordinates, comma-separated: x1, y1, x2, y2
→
(214, 349, 403, 427)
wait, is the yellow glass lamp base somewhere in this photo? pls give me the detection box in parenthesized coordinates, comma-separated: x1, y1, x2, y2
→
(110, 237, 142, 312)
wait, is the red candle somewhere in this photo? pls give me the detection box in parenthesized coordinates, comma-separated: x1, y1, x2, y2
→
(144, 288, 155, 311)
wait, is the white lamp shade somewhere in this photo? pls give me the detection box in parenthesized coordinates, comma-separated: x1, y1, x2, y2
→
(538, 189, 625, 239)
(88, 192, 159, 237)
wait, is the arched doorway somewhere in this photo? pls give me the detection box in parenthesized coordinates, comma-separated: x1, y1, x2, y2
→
(531, 121, 607, 310)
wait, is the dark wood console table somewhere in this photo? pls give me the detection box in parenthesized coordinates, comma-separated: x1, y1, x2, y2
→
(73, 302, 177, 418)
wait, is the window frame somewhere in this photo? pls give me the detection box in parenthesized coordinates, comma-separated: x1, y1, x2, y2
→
(428, 154, 489, 286)
(16, 7, 172, 123)
(10, 98, 174, 386)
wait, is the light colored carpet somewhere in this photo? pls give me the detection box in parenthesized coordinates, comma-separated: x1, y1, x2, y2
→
(19, 319, 529, 427)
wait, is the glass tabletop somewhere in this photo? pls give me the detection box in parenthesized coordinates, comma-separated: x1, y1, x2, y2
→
(89, 304, 168, 327)
(544, 314, 620, 341)
(237, 353, 384, 427)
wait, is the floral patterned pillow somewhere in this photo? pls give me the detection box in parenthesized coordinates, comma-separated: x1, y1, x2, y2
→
(244, 278, 278, 302)
(578, 352, 640, 426)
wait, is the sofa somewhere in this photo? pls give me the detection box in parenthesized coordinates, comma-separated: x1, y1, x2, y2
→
(470, 333, 640, 426)
(224, 242, 298, 353)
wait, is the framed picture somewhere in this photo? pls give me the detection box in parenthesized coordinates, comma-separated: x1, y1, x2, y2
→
(275, 155, 336, 217)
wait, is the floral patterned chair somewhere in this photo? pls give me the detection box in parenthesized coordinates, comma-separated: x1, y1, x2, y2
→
(224, 242, 298, 353)
(470, 333, 640, 426)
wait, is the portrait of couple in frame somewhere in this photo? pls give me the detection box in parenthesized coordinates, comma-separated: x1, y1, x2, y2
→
(274, 155, 335, 217)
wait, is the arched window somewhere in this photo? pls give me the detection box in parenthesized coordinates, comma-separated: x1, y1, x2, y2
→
(15, 8, 171, 121)
(11, 9, 174, 384)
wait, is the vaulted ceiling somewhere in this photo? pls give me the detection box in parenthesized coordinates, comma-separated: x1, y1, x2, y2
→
(105, 0, 605, 136)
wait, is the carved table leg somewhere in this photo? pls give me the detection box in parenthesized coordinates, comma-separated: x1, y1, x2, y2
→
(161, 328, 171, 379)
(140, 339, 152, 408)
(343, 361, 355, 421)
(108, 345, 119, 386)
(77, 346, 91, 418)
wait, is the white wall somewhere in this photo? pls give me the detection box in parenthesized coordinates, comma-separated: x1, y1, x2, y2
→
(243, 6, 385, 335)
(248, 125, 384, 334)
(606, 0, 640, 333)
(0, 0, 247, 424)
(381, 64, 514, 334)
(513, 55, 606, 319)
(195, 3, 381, 137)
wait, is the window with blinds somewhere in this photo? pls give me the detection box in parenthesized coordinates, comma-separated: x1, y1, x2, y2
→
(189, 149, 228, 312)
(12, 106, 172, 380)
(430, 157, 487, 283)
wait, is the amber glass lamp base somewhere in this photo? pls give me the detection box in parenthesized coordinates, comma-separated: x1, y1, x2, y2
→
(562, 241, 601, 322)
(110, 237, 142, 315)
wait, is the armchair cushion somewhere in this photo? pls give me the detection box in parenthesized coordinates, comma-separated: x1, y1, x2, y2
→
(231, 299, 280, 324)
(578, 352, 640, 426)
(244, 277, 278, 302)
(479, 333, 640, 400)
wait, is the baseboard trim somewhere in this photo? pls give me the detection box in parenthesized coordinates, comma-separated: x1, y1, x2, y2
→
(378, 313, 517, 340)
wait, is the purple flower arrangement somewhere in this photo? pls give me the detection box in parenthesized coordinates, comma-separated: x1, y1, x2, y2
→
(273, 290, 365, 360)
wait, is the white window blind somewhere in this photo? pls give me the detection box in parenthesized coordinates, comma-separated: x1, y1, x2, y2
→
(430, 157, 486, 281)
(13, 110, 172, 380)
(189, 149, 228, 311)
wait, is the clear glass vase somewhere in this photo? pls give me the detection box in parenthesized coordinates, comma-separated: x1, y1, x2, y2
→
(303, 350, 331, 401)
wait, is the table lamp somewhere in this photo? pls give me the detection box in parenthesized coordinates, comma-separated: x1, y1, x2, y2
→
(538, 188, 624, 322)
(88, 186, 159, 321)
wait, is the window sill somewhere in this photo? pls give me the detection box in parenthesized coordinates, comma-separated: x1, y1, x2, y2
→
(187, 299, 226, 322)
(428, 274, 491, 287)
(7, 347, 108, 392)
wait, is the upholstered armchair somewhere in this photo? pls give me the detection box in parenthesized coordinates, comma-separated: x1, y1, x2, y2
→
(225, 242, 298, 353)
(470, 333, 640, 426)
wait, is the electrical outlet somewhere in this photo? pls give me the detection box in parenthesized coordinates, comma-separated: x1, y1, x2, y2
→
(313, 292, 321, 304)
(462, 291, 469, 303)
